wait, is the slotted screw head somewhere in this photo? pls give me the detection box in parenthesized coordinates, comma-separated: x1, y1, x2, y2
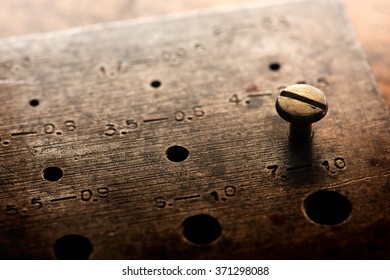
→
(276, 84, 328, 125)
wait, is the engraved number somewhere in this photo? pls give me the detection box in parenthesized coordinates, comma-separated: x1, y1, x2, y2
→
(5, 205, 18, 216)
(65, 120, 76, 131)
(154, 197, 166, 209)
(31, 198, 43, 209)
(229, 94, 241, 104)
(44, 124, 55, 134)
(104, 124, 117, 136)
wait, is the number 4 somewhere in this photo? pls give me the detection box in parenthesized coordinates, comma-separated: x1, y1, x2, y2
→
(229, 94, 241, 104)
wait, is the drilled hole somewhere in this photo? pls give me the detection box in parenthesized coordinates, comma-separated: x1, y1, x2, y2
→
(269, 63, 281, 71)
(2, 140, 10, 146)
(150, 80, 161, 88)
(304, 190, 352, 225)
(54, 234, 93, 260)
(182, 214, 222, 245)
(166, 145, 189, 162)
(29, 99, 39, 107)
(43, 167, 63, 181)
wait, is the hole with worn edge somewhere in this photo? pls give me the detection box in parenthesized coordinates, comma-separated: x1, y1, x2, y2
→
(2, 140, 10, 146)
(29, 99, 39, 107)
(269, 63, 281, 71)
(166, 145, 189, 162)
(150, 80, 161, 88)
(54, 234, 93, 260)
(304, 190, 352, 225)
(182, 214, 222, 245)
(43, 167, 63, 181)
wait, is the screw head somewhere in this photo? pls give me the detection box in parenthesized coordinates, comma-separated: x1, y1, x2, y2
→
(276, 84, 328, 124)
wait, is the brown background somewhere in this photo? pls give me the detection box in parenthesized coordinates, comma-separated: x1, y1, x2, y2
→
(0, 0, 389, 109)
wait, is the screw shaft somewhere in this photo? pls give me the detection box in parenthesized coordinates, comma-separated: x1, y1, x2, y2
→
(289, 124, 313, 144)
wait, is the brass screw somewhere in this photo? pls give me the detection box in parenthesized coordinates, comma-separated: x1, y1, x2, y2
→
(275, 84, 328, 144)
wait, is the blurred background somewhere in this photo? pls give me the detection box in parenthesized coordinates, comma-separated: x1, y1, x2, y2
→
(0, 0, 388, 108)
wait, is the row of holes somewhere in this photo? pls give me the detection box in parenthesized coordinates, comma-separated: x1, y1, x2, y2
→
(54, 190, 351, 259)
(28, 63, 281, 107)
(42, 146, 189, 181)
(43, 145, 352, 258)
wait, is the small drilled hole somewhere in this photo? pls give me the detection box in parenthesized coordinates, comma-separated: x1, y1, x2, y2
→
(304, 190, 352, 225)
(43, 167, 63, 181)
(269, 63, 281, 71)
(182, 214, 222, 245)
(150, 80, 161, 88)
(29, 99, 39, 107)
(166, 145, 189, 162)
(2, 140, 10, 146)
(54, 234, 93, 260)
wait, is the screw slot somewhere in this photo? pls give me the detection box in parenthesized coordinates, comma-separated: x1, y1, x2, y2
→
(54, 234, 93, 260)
(182, 214, 222, 245)
(304, 190, 352, 225)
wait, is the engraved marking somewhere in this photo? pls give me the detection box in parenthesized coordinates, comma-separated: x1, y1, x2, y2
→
(50, 196, 77, 203)
(280, 91, 327, 110)
(174, 195, 201, 201)
(131, 58, 158, 65)
(232, 22, 256, 31)
(286, 164, 312, 172)
(11, 131, 37, 136)
(334, 157, 346, 169)
(143, 117, 169, 123)
(267, 165, 279, 178)
(247, 93, 272, 98)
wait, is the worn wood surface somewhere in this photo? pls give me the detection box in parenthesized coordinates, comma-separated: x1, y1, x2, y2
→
(0, 0, 389, 259)
(0, 0, 389, 109)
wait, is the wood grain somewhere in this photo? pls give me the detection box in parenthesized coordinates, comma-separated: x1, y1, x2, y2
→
(0, 0, 389, 109)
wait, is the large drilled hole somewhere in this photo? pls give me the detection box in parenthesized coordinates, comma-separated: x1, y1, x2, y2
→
(304, 190, 352, 225)
(166, 145, 189, 162)
(54, 234, 93, 260)
(182, 214, 222, 245)
(269, 62, 281, 71)
(43, 167, 63, 181)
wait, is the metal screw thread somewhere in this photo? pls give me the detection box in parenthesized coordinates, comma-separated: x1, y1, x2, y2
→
(288, 123, 313, 144)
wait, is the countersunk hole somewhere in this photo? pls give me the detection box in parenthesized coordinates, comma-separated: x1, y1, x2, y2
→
(182, 214, 222, 245)
(54, 234, 93, 260)
(304, 190, 352, 225)
(269, 63, 281, 71)
(150, 80, 161, 88)
(29, 99, 39, 107)
(43, 167, 63, 181)
(166, 145, 189, 162)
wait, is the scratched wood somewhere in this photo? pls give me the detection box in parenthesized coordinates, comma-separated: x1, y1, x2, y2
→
(0, 0, 389, 259)
(0, 0, 389, 110)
